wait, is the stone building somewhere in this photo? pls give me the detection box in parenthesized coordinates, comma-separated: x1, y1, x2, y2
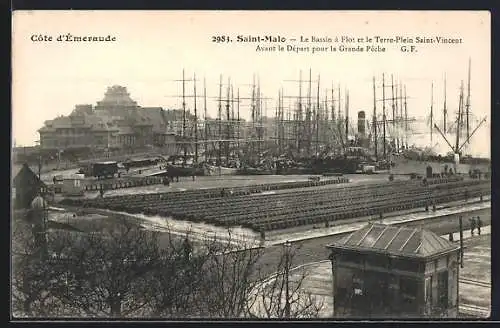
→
(38, 86, 192, 151)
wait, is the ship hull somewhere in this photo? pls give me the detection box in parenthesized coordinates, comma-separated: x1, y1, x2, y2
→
(236, 167, 274, 175)
(391, 156, 490, 175)
(167, 165, 205, 177)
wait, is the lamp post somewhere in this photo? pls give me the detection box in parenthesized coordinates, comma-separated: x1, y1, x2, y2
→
(329, 253, 336, 318)
(283, 240, 292, 319)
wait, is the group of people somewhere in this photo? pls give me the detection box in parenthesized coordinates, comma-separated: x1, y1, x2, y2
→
(469, 216, 483, 236)
(448, 216, 482, 242)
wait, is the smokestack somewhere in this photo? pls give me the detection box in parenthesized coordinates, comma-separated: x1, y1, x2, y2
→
(358, 111, 366, 137)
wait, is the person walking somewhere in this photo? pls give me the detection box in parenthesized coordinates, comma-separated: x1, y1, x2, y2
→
(448, 232, 454, 242)
(469, 217, 476, 236)
(477, 216, 482, 236)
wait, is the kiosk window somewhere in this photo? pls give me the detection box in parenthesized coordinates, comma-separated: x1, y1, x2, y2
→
(438, 271, 449, 309)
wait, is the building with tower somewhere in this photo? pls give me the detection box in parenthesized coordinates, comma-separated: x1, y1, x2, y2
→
(37, 85, 195, 152)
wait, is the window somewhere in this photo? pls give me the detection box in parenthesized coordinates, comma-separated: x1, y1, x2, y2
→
(437, 271, 448, 309)
(425, 276, 432, 303)
(449, 269, 457, 306)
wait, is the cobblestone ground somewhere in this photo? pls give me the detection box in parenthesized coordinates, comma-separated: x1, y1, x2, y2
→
(458, 234, 491, 311)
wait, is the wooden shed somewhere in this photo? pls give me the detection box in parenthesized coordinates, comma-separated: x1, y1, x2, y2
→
(326, 223, 461, 318)
(12, 163, 47, 209)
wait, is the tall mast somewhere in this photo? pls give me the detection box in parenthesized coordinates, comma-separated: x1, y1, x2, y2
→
(430, 82, 434, 144)
(231, 84, 235, 123)
(251, 74, 256, 160)
(237, 88, 240, 150)
(278, 89, 281, 154)
(324, 89, 328, 148)
(264, 89, 268, 141)
(258, 76, 262, 154)
(404, 84, 408, 149)
(307, 68, 312, 156)
(316, 74, 320, 155)
(466, 57, 471, 147)
(280, 88, 284, 154)
(276, 89, 283, 154)
(297, 70, 302, 152)
(218, 74, 222, 168)
(391, 74, 396, 153)
(331, 82, 335, 123)
(331, 82, 336, 151)
(203, 77, 208, 161)
(193, 73, 198, 163)
(373, 76, 378, 161)
(226, 77, 231, 162)
(345, 89, 349, 144)
(382, 73, 387, 158)
(231, 84, 235, 158)
(399, 81, 403, 150)
(282, 88, 286, 154)
(182, 69, 187, 162)
(251, 74, 256, 122)
(455, 81, 464, 152)
(395, 78, 399, 152)
(443, 73, 447, 134)
(337, 85, 341, 133)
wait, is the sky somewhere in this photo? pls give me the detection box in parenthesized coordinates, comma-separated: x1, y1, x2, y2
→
(12, 10, 491, 157)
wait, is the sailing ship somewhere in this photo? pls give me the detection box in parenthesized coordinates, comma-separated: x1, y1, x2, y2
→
(395, 58, 489, 173)
(165, 62, 488, 178)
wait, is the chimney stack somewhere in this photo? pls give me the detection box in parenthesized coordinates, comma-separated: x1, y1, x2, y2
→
(357, 111, 366, 137)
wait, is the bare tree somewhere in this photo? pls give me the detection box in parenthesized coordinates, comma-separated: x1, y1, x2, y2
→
(39, 216, 161, 318)
(11, 210, 66, 317)
(12, 211, 324, 319)
(247, 242, 325, 319)
(197, 231, 263, 318)
(148, 230, 211, 318)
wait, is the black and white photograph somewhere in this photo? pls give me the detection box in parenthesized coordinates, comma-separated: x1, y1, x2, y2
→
(11, 10, 491, 320)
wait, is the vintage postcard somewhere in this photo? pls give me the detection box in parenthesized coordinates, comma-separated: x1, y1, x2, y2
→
(11, 10, 491, 320)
